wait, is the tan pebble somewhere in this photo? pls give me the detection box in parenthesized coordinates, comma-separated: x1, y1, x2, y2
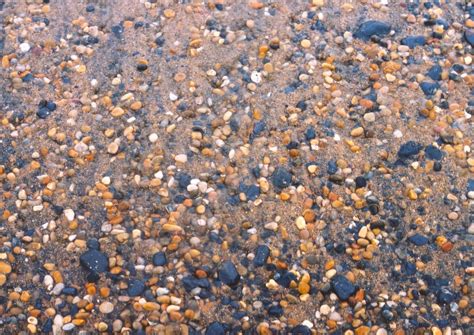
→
(301, 39, 311, 48)
(175, 154, 187, 163)
(111, 107, 125, 117)
(295, 216, 306, 230)
(0, 274, 6, 286)
(447, 212, 458, 220)
(130, 101, 142, 111)
(99, 301, 114, 314)
(164, 9, 175, 18)
(0, 261, 12, 274)
(107, 142, 119, 155)
(351, 127, 364, 137)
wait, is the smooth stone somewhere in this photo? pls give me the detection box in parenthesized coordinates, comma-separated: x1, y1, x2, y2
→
(401, 35, 426, 48)
(397, 141, 423, 159)
(424, 145, 444, 160)
(127, 279, 145, 297)
(205, 322, 226, 335)
(271, 167, 292, 189)
(331, 275, 355, 300)
(152, 252, 167, 266)
(79, 250, 108, 273)
(354, 20, 391, 40)
(218, 261, 240, 286)
(254, 245, 270, 267)
(291, 325, 312, 335)
(420, 81, 440, 96)
(427, 65, 442, 81)
(99, 301, 114, 314)
(465, 30, 474, 46)
(408, 233, 429, 246)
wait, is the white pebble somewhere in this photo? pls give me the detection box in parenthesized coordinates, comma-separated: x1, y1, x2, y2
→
(393, 129, 403, 138)
(149, 133, 158, 143)
(19, 42, 30, 53)
(251, 71, 262, 84)
(64, 208, 75, 222)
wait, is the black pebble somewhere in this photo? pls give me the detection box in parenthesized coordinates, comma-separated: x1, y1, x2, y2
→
(137, 64, 148, 72)
(331, 274, 356, 300)
(127, 279, 145, 297)
(354, 21, 391, 40)
(79, 249, 108, 273)
(355, 176, 367, 189)
(271, 167, 292, 189)
(218, 260, 240, 286)
(152, 251, 167, 266)
(205, 322, 226, 335)
(397, 141, 423, 159)
(420, 81, 440, 96)
(401, 35, 426, 48)
(464, 30, 474, 46)
(254, 245, 270, 267)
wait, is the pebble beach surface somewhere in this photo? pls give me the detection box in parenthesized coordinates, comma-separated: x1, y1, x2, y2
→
(0, 0, 473, 334)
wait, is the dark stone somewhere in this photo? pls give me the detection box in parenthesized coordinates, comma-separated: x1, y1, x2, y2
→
(86, 238, 100, 250)
(182, 276, 210, 291)
(408, 234, 429, 246)
(331, 274, 356, 300)
(291, 325, 312, 335)
(305, 126, 316, 140)
(254, 245, 270, 267)
(86, 4, 95, 12)
(79, 250, 108, 273)
(271, 167, 292, 189)
(137, 64, 148, 72)
(468, 179, 474, 192)
(424, 145, 443, 160)
(437, 288, 455, 304)
(401, 35, 426, 48)
(127, 279, 145, 297)
(420, 81, 440, 96)
(327, 160, 338, 175)
(464, 30, 474, 46)
(354, 20, 391, 40)
(427, 65, 442, 81)
(152, 252, 167, 266)
(355, 176, 367, 189)
(37, 107, 51, 119)
(205, 322, 226, 335)
(219, 261, 240, 286)
(397, 141, 423, 159)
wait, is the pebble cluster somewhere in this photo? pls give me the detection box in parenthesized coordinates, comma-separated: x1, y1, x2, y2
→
(0, 0, 473, 334)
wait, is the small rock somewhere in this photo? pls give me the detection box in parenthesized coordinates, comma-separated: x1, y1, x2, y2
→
(254, 245, 270, 267)
(354, 21, 391, 40)
(401, 35, 426, 48)
(408, 234, 429, 246)
(20, 42, 31, 53)
(331, 275, 355, 300)
(99, 301, 114, 314)
(79, 250, 108, 273)
(219, 261, 240, 286)
(271, 167, 292, 189)
(398, 141, 423, 159)
(152, 252, 167, 266)
(420, 81, 440, 96)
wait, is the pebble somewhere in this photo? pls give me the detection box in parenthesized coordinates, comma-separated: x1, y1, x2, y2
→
(219, 261, 240, 286)
(398, 141, 423, 159)
(19, 42, 31, 53)
(331, 275, 355, 301)
(99, 301, 114, 314)
(79, 249, 108, 273)
(354, 21, 391, 40)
